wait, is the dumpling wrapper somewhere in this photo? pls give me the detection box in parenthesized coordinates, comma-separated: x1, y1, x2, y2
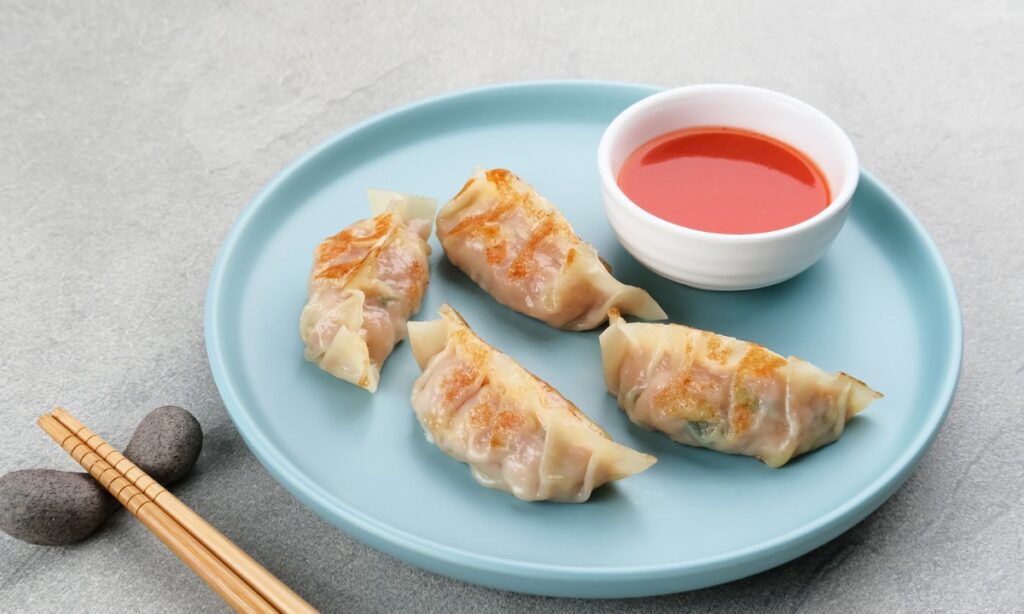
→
(408, 304, 656, 502)
(600, 310, 882, 467)
(299, 190, 436, 392)
(436, 169, 666, 331)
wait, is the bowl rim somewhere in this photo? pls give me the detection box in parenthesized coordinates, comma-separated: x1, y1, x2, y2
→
(597, 83, 860, 243)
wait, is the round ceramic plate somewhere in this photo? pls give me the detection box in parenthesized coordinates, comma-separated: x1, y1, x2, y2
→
(205, 82, 962, 597)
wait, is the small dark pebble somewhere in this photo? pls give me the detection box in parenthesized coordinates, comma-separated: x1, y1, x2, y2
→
(0, 405, 203, 546)
(124, 405, 203, 485)
(0, 469, 117, 545)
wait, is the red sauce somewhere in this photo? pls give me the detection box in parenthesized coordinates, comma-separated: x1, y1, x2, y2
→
(617, 127, 830, 234)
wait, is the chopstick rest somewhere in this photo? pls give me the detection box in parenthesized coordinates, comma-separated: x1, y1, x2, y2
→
(37, 409, 316, 614)
(123, 406, 203, 485)
(0, 469, 117, 545)
(0, 405, 202, 546)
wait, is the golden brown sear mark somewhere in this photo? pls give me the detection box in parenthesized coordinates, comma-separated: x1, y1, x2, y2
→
(565, 247, 577, 267)
(729, 404, 753, 435)
(737, 344, 787, 379)
(315, 260, 364, 281)
(450, 314, 612, 441)
(653, 369, 724, 424)
(406, 259, 428, 303)
(451, 169, 583, 281)
(506, 214, 568, 281)
(316, 215, 394, 263)
(446, 200, 515, 238)
(440, 363, 481, 408)
(313, 215, 399, 282)
(704, 335, 729, 364)
(485, 168, 513, 188)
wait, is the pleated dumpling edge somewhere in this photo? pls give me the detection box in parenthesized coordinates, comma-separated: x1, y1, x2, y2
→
(408, 304, 656, 502)
(299, 191, 437, 392)
(599, 309, 881, 467)
(435, 168, 666, 331)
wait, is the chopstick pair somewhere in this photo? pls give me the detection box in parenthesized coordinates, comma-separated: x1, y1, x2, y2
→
(37, 408, 316, 614)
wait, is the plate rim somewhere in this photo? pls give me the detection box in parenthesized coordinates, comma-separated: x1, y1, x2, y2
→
(203, 80, 964, 597)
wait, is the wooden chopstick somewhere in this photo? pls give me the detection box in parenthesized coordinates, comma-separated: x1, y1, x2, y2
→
(38, 409, 317, 614)
(37, 414, 275, 612)
(48, 408, 315, 613)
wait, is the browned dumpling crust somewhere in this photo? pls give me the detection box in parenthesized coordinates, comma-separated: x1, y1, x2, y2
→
(600, 310, 881, 467)
(408, 304, 656, 502)
(436, 169, 666, 331)
(299, 192, 435, 392)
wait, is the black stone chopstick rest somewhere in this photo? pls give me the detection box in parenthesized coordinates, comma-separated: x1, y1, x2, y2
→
(0, 405, 203, 546)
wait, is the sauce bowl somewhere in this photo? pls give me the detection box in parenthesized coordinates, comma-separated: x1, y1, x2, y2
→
(597, 84, 860, 290)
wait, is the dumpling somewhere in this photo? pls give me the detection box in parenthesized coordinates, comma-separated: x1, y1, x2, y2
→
(408, 304, 656, 502)
(599, 310, 882, 467)
(435, 169, 666, 331)
(299, 190, 436, 392)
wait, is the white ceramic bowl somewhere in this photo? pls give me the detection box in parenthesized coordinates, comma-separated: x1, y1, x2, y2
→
(598, 84, 860, 290)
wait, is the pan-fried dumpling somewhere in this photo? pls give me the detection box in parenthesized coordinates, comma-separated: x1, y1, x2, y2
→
(299, 190, 436, 392)
(600, 310, 881, 467)
(408, 304, 656, 502)
(436, 169, 666, 331)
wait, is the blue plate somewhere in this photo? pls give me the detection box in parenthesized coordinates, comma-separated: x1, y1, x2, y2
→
(205, 82, 962, 597)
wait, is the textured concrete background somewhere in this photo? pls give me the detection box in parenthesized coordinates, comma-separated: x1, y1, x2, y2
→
(1, 1, 1022, 611)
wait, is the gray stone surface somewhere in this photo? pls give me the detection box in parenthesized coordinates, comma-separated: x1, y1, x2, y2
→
(124, 405, 203, 486)
(1, 0, 1021, 611)
(0, 470, 116, 546)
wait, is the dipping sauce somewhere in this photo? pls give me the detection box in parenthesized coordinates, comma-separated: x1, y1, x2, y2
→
(617, 127, 830, 234)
